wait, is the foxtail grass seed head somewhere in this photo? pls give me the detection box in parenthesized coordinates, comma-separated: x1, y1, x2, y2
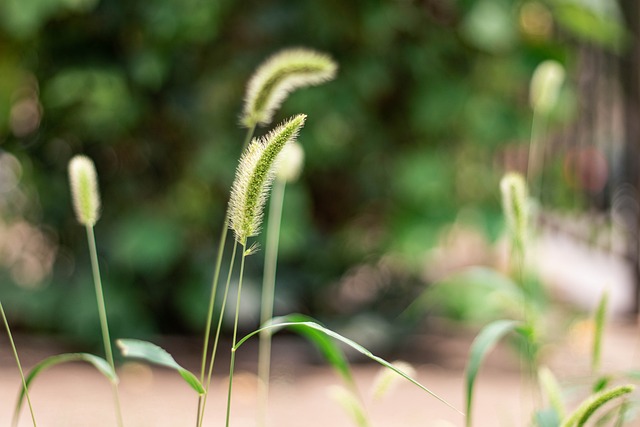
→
(229, 114, 307, 244)
(276, 141, 305, 183)
(500, 172, 529, 247)
(530, 59, 565, 114)
(68, 155, 101, 226)
(241, 48, 337, 128)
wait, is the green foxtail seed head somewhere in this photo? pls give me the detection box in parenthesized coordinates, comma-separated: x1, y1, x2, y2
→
(276, 141, 304, 183)
(500, 172, 528, 247)
(530, 59, 565, 114)
(241, 48, 337, 128)
(228, 114, 307, 244)
(68, 155, 101, 226)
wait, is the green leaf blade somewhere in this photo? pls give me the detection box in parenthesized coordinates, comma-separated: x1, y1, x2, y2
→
(238, 316, 463, 416)
(116, 339, 204, 394)
(465, 319, 521, 427)
(273, 314, 354, 386)
(13, 353, 116, 427)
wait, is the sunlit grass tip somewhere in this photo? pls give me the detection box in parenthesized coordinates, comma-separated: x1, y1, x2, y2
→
(530, 59, 565, 114)
(241, 48, 337, 128)
(228, 114, 307, 244)
(68, 155, 101, 226)
(500, 172, 529, 248)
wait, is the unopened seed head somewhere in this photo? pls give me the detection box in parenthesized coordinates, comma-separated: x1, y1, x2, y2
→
(500, 172, 528, 247)
(276, 141, 305, 183)
(530, 60, 565, 114)
(68, 155, 101, 226)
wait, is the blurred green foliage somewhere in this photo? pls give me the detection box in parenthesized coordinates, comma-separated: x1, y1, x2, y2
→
(0, 0, 625, 343)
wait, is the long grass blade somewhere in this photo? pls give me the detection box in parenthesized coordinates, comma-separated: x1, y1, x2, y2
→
(539, 366, 565, 419)
(13, 352, 116, 426)
(116, 339, 204, 394)
(465, 319, 521, 427)
(235, 316, 463, 415)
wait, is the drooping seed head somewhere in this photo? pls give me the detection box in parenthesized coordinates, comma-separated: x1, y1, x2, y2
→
(228, 114, 307, 244)
(241, 48, 337, 128)
(530, 59, 565, 114)
(276, 141, 305, 183)
(68, 155, 101, 226)
(500, 172, 528, 247)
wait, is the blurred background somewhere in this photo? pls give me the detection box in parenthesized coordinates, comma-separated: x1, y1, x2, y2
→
(0, 0, 636, 352)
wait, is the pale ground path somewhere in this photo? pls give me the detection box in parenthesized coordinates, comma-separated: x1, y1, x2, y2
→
(2, 320, 639, 427)
(3, 222, 640, 426)
(0, 336, 529, 427)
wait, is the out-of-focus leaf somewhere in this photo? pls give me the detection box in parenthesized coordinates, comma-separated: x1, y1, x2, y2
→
(552, 2, 627, 51)
(109, 214, 184, 275)
(43, 69, 138, 137)
(405, 266, 524, 323)
(461, 0, 518, 53)
(539, 366, 565, 419)
(535, 408, 561, 427)
(465, 319, 521, 427)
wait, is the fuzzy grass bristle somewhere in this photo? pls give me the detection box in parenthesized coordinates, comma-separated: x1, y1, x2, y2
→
(228, 114, 307, 244)
(241, 48, 336, 128)
(68, 155, 101, 227)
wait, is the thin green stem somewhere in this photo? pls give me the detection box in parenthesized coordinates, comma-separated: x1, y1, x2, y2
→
(226, 242, 248, 427)
(526, 109, 548, 201)
(196, 125, 255, 426)
(196, 218, 229, 426)
(1, 301, 37, 427)
(199, 218, 229, 382)
(198, 239, 239, 427)
(86, 226, 124, 427)
(512, 242, 540, 414)
(257, 178, 286, 427)
(242, 124, 257, 151)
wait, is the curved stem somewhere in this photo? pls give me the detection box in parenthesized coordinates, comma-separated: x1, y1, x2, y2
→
(225, 242, 248, 427)
(1, 301, 37, 427)
(86, 226, 124, 427)
(257, 178, 286, 427)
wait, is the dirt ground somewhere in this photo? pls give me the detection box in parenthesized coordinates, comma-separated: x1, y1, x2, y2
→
(2, 319, 639, 427)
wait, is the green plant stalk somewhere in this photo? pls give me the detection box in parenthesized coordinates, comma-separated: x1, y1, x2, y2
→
(196, 125, 255, 426)
(526, 108, 548, 201)
(592, 290, 608, 374)
(86, 225, 124, 427)
(513, 243, 541, 414)
(1, 301, 38, 427)
(198, 239, 239, 427)
(226, 242, 248, 427)
(257, 177, 286, 427)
